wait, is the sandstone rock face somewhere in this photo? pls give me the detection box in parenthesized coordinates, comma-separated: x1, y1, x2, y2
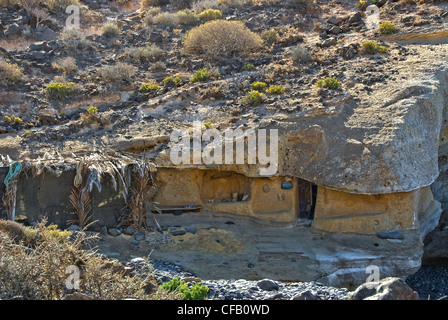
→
(312, 185, 441, 235)
(347, 277, 419, 300)
(279, 62, 448, 195)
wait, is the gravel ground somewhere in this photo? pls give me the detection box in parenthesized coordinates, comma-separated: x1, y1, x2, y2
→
(135, 259, 448, 300)
(406, 265, 448, 300)
(132, 259, 349, 300)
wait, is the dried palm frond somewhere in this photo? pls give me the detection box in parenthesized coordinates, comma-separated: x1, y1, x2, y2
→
(118, 162, 157, 231)
(68, 186, 93, 230)
(2, 182, 18, 221)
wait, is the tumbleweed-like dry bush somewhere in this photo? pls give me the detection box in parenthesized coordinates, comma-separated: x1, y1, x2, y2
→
(183, 20, 263, 61)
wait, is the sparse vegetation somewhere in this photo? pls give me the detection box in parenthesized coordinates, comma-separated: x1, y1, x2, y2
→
(159, 278, 209, 300)
(0, 219, 156, 300)
(242, 63, 254, 71)
(164, 76, 183, 86)
(0, 59, 23, 87)
(243, 90, 263, 106)
(125, 44, 164, 62)
(250, 81, 267, 91)
(3, 115, 24, 125)
(140, 81, 161, 93)
(183, 20, 263, 61)
(102, 23, 120, 37)
(52, 57, 78, 74)
(46, 82, 76, 100)
(153, 12, 179, 27)
(261, 29, 279, 45)
(315, 77, 342, 90)
(290, 44, 312, 64)
(198, 8, 222, 21)
(266, 84, 285, 95)
(190, 68, 210, 83)
(177, 10, 200, 25)
(379, 21, 398, 35)
(98, 62, 137, 82)
(360, 40, 388, 54)
(46, 0, 81, 11)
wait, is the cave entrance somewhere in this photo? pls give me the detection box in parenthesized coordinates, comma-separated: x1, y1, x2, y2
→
(297, 178, 317, 219)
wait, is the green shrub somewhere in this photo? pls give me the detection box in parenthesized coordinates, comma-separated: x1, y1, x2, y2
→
(360, 40, 388, 55)
(140, 82, 161, 92)
(266, 84, 285, 95)
(243, 90, 263, 106)
(160, 278, 209, 300)
(46, 82, 76, 100)
(250, 81, 267, 91)
(164, 76, 182, 86)
(198, 8, 222, 21)
(241, 63, 254, 71)
(3, 115, 24, 125)
(379, 21, 397, 35)
(87, 106, 98, 116)
(315, 77, 341, 90)
(190, 68, 210, 83)
(184, 20, 263, 61)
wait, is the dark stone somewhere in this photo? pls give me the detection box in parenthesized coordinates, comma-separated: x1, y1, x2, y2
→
(257, 279, 279, 291)
(376, 231, 405, 240)
(108, 228, 122, 237)
(291, 290, 319, 300)
(122, 226, 136, 235)
(5, 24, 22, 37)
(134, 231, 146, 241)
(171, 228, 186, 236)
(185, 226, 197, 234)
(348, 12, 362, 23)
(327, 17, 343, 26)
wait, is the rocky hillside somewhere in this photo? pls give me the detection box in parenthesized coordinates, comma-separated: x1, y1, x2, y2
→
(1, 0, 448, 195)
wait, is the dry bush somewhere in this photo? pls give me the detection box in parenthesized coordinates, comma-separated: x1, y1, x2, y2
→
(169, 0, 191, 8)
(218, 0, 251, 7)
(290, 44, 312, 64)
(183, 20, 263, 61)
(98, 62, 137, 82)
(45, 0, 81, 11)
(284, 0, 314, 11)
(59, 28, 96, 53)
(52, 57, 78, 74)
(177, 10, 199, 25)
(125, 44, 164, 62)
(140, 0, 168, 8)
(191, 0, 219, 12)
(142, 6, 162, 25)
(0, 59, 23, 87)
(153, 12, 180, 27)
(0, 220, 156, 300)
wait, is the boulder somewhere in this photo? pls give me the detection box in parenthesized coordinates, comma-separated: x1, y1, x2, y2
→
(257, 279, 279, 291)
(5, 23, 22, 37)
(347, 277, 419, 300)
